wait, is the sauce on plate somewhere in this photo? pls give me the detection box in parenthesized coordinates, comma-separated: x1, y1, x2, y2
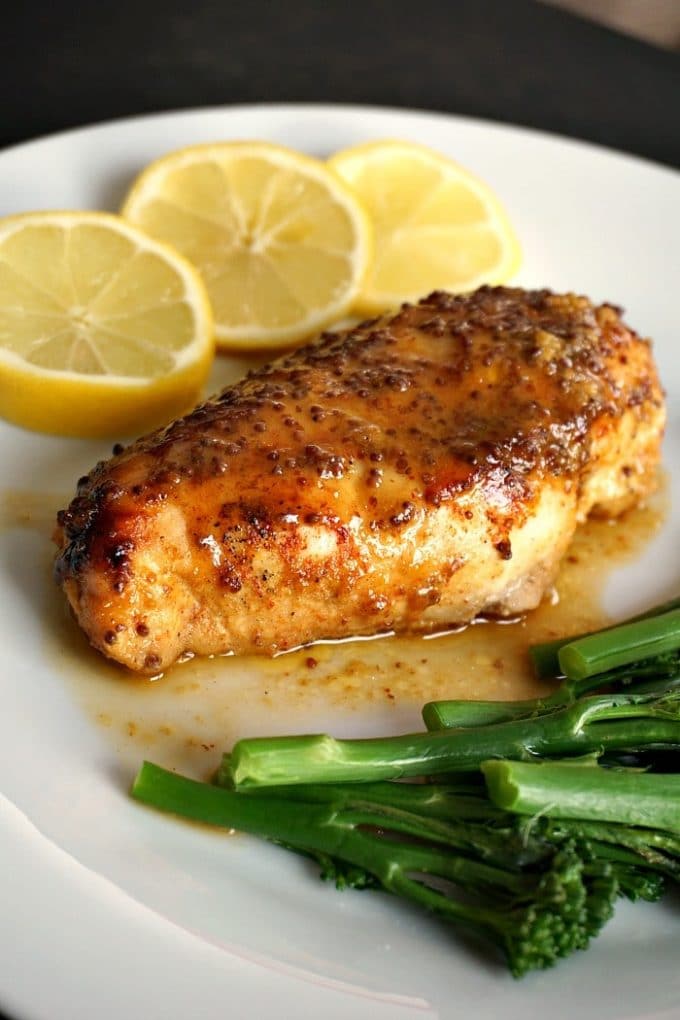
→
(1, 480, 668, 779)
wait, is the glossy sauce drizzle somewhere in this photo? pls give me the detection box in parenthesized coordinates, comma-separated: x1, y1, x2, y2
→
(3, 481, 668, 780)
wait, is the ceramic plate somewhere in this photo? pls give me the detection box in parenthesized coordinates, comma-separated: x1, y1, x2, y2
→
(0, 105, 678, 1020)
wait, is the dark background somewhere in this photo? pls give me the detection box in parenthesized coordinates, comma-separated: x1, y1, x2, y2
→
(0, 2, 678, 1018)
(2, 0, 679, 167)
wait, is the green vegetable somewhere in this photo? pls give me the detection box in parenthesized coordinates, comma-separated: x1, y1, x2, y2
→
(424, 608, 680, 733)
(540, 817, 680, 885)
(422, 662, 680, 731)
(227, 688, 680, 788)
(483, 758, 680, 832)
(421, 699, 533, 730)
(131, 595, 680, 978)
(557, 609, 680, 682)
(529, 596, 680, 679)
(132, 762, 619, 977)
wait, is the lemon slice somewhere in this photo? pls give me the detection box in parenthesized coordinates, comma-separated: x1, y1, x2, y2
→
(121, 142, 372, 351)
(0, 211, 214, 437)
(328, 139, 521, 314)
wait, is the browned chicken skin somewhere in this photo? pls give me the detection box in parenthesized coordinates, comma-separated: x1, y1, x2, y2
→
(54, 287, 665, 675)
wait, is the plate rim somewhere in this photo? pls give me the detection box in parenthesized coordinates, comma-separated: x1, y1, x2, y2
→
(1, 100, 679, 183)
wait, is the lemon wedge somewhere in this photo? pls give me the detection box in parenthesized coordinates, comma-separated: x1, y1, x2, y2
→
(0, 211, 214, 437)
(121, 142, 372, 351)
(328, 139, 521, 314)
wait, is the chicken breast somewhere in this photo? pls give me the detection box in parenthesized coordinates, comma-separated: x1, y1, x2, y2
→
(55, 287, 665, 674)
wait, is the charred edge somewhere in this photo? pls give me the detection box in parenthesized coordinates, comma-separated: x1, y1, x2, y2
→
(54, 482, 129, 584)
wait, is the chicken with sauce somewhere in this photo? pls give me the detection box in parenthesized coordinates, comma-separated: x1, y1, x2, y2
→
(55, 287, 665, 674)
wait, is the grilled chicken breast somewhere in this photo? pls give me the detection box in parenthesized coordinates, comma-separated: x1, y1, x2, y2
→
(55, 287, 665, 674)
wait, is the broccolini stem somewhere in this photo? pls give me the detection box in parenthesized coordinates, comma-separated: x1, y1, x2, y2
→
(134, 764, 525, 868)
(214, 770, 498, 820)
(228, 690, 680, 788)
(421, 699, 539, 730)
(558, 609, 680, 682)
(131, 762, 610, 978)
(529, 595, 680, 679)
(423, 673, 680, 732)
(483, 758, 680, 833)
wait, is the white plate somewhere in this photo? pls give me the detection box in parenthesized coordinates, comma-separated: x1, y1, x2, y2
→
(0, 104, 679, 1020)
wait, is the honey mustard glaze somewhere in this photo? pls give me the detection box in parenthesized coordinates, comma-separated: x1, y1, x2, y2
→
(53, 290, 665, 675)
(3, 473, 661, 780)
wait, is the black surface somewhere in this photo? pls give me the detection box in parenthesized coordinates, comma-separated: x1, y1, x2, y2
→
(1, 3, 678, 1019)
(2, 0, 680, 167)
